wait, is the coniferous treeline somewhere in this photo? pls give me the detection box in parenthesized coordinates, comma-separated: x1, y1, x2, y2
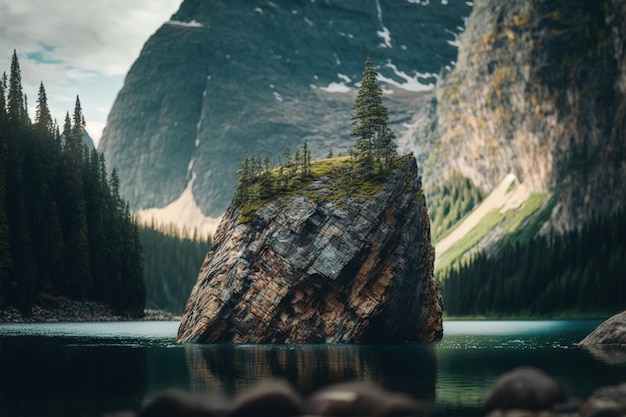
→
(234, 142, 313, 205)
(0, 51, 145, 316)
(440, 206, 626, 317)
(140, 222, 210, 314)
(427, 172, 484, 242)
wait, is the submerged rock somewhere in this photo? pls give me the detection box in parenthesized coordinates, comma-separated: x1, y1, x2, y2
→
(579, 311, 626, 345)
(177, 155, 443, 344)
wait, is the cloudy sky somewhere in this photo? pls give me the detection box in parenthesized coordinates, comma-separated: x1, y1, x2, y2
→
(0, 0, 182, 147)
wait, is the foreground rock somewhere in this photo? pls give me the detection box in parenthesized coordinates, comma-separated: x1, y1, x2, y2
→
(579, 384, 626, 417)
(177, 155, 443, 343)
(484, 367, 566, 413)
(579, 311, 626, 345)
(107, 380, 426, 417)
(105, 369, 626, 417)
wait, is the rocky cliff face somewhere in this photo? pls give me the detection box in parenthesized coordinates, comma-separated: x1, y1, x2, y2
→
(177, 155, 442, 344)
(97, 0, 470, 228)
(426, 0, 626, 233)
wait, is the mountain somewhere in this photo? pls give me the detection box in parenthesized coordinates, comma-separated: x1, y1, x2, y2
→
(101, 0, 626, 274)
(98, 0, 472, 234)
(177, 154, 442, 343)
(422, 0, 626, 268)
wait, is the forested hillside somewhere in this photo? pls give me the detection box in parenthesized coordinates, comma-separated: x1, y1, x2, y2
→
(140, 223, 210, 315)
(0, 51, 145, 316)
(440, 206, 626, 317)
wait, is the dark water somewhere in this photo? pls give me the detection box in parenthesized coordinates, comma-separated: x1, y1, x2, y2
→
(0, 320, 625, 417)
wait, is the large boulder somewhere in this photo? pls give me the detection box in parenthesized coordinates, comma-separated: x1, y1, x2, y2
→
(177, 155, 443, 344)
(579, 311, 626, 345)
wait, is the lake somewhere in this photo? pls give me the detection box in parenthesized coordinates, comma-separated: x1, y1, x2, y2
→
(0, 319, 625, 417)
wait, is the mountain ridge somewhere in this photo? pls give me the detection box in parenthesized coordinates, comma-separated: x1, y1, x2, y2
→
(98, 0, 471, 227)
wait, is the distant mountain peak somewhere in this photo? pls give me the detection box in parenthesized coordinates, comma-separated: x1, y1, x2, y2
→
(98, 0, 471, 232)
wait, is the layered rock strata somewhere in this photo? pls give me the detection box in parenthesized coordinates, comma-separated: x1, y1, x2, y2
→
(177, 155, 442, 344)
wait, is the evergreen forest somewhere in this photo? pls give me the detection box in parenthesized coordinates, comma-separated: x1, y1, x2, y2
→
(140, 223, 210, 314)
(440, 206, 626, 317)
(0, 51, 145, 316)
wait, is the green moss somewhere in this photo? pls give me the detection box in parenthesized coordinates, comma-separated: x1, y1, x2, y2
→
(237, 155, 403, 223)
(500, 192, 558, 247)
(505, 180, 516, 194)
(505, 192, 546, 233)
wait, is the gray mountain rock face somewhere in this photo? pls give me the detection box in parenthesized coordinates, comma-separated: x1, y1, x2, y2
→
(177, 155, 443, 344)
(98, 0, 470, 218)
(426, 0, 626, 233)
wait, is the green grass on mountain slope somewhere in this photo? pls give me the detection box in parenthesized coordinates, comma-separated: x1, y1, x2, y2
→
(436, 209, 506, 272)
(435, 191, 548, 273)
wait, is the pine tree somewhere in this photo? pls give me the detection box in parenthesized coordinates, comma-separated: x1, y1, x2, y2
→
(235, 156, 252, 204)
(302, 140, 312, 179)
(7, 50, 24, 126)
(60, 96, 92, 300)
(0, 71, 9, 305)
(35, 82, 54, 139)
(350, 56, 397, 178)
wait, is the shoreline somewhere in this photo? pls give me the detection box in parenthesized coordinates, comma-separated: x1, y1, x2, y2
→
(0, 299, 180, 323)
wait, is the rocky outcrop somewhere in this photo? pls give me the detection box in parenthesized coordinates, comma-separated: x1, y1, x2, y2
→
(98, 0, 471, 222)
(579, 311, 626, 345)
(177, 155, 442, 344)
(425, 0, 626, 234)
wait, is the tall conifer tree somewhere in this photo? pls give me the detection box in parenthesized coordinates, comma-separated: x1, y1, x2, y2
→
(350, 56, 397, 178)
(0, 70, 9, 304)
(60, 96, 92, 299)
(35, 82, 54, 139)
(7, 50, 24, 126)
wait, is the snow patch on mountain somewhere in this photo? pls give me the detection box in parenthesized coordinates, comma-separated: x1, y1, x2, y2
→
(165, 20, 203, 28)
(378, 62, 436, 92)
(318, 82, 352, 93)
(375, 0, 393, 48)
(137, 173, 221, 237)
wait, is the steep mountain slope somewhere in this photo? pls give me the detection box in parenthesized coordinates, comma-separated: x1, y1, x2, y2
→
(98, 0, 471, 232)
(426, 0, 626, 237)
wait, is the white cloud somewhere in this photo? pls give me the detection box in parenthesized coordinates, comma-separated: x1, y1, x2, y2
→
(0, 0, 182, 148)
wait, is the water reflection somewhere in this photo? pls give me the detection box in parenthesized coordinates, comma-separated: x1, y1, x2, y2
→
(1, 320, 625, 417)
(0, 335, 148, 417)
(185, 343, 438, 400)
(582, 345, 626, 365)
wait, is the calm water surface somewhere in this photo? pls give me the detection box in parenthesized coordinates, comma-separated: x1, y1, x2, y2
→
(1, 319, 625, 417)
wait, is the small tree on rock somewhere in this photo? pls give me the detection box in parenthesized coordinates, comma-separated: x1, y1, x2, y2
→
(350, 56, 397, 178)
